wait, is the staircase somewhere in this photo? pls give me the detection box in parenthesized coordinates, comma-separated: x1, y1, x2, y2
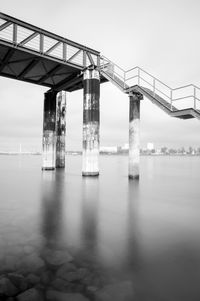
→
(100, 56, 200, 120)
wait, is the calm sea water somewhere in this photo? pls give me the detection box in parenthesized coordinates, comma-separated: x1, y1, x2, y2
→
(0, 155, 200, 300)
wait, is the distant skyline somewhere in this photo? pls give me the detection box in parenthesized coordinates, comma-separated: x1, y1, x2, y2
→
(0, 0, 200, 151)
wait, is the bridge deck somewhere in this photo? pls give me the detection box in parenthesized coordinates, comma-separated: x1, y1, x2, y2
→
(0, 12, 107, 92)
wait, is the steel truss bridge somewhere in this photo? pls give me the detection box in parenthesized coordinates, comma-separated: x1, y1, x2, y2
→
(0, 12, 200, 119)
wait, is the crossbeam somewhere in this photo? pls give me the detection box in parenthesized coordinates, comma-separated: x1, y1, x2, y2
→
(18, 59, 38, 79)
(37, 64, 62, 84)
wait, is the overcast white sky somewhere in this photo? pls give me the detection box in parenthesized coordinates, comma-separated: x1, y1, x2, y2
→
(0, 0, 200, 151)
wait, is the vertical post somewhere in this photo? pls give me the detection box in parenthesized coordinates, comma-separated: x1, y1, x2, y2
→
(40, 34, 44, 54)
(153, 78, 155, 97)
(42, 91, 57, 170)
(56, 91, 66, 168)
(129, 93, 142, 179)
(170, 90, 173, 110)
(13, 24, 17, 45)
(63, 43, 67, 61)
(194, 86, 196, 110)
(138, 68, 140, 86)
(82, 68, 100, 176)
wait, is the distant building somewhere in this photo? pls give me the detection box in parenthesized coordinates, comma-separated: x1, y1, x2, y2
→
(121, 143, 129, 151)
(100, 146, 118, 153)
(147, 143, 154, 151)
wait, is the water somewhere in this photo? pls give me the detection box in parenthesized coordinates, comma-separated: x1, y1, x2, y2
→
(0, 155, 200, 300)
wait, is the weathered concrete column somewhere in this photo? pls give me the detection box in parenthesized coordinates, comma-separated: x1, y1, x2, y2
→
(42, 91, 57, 170)
(129, 93, 142, 179)
(56, 91, 66, 168)
(82, 68, 100, 176)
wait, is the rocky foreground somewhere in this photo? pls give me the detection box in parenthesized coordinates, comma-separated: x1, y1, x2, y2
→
(0, 245, 135, 301)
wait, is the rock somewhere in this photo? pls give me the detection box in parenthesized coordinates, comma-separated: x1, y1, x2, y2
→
(51, 278, 68, 291)
(87, 285, 98, 293)
(95, 281, 135, 301)
(81, 275, 93, 286)
(40, 270, 53, 285)
(7, 273, 28, 291)
(59, 268, 89, 282)
(46, 290, 89, 301)
(18, 253, 45, 273)
(60, 271, 81, 282)
(0, 277, 18, 296)
(78, 268, 89, 279)
(44, 249, 73, 266)
(16, 288, 43, 301)
(82, 274, 101, 288)
(26, 274, 40, 285)
(56, 263, 77, 278)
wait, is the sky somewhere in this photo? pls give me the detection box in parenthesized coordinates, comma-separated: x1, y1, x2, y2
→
(0, 0, 200, 151)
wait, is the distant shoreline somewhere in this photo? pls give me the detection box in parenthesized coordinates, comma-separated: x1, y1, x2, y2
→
(0, 152, 199, 157)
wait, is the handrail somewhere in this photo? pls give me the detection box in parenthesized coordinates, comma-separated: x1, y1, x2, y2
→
(0, 12, 99, 54)
(0, 12, 100, 69)
(100, 55, 126, 73)
(100, 55, 200, 112)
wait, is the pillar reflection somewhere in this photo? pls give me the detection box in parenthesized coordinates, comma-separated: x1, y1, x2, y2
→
(80, 177, 99, 254)
(40, 170, 65, 249)
(126, 180, 140, 272)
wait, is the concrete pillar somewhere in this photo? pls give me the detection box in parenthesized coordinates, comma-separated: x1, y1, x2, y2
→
(82, 68, 100, 176)
(42, 91, 57, 170)
(56, 91, 66, 168)
(129, 93, 142, 179)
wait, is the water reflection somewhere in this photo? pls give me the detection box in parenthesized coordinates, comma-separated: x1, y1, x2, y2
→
(81, 177, 99, 251)
(40, 170, 64, 249)
(126, 180, 140, 271)
(0, 154, 199, 300)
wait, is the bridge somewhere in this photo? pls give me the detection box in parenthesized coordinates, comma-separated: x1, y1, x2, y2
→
(0, 12, 200, 178)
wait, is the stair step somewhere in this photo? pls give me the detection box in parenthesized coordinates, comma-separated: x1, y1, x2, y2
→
(100, 62, 200, 120)
(141, 86, 177, 111)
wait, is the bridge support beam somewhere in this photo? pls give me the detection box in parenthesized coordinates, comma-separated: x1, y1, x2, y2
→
(82, 68, 100, 176)
(56, 91, 66, 168)
(129, 93, 143, 179)
(42, 91, 57, 170)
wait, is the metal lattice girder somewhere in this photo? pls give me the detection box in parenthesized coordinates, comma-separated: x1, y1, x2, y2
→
(37, 64, 63, 84)
(0, 21, 12, 31)
(19, 32, 39, 46)
(0, 12, 100, 69)
(18, 59, 38, 79)
(0, 48, 15, 72)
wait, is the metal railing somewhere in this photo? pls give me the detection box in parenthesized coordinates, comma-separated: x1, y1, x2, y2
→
(0, 12, 100, 69)
(100, 55, 200, 112)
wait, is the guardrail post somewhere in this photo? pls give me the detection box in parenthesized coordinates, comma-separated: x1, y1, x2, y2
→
(123, 72, 126, 90)
(13, 24, 17, 45)
(63, 43, 66, 61)
(153, 78, 155, 97)
(83, 51, 87, 67)
(138, 68, 140, 86)
(170, 90, 173, 111)
(40, 34, 44, 54)
(194, 87, 196, 110)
